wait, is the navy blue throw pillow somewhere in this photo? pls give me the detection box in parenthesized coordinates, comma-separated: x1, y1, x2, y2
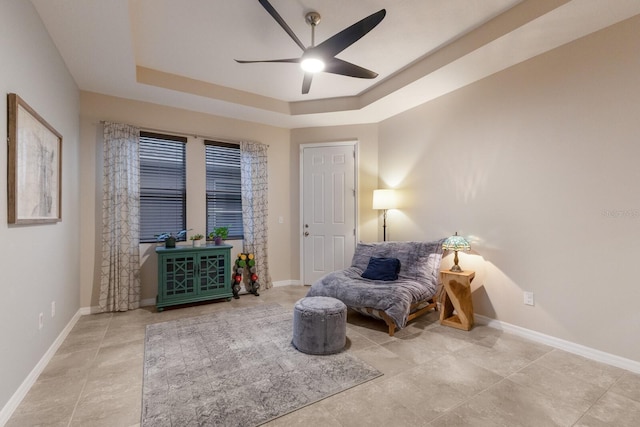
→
(361, 257, 401, 281)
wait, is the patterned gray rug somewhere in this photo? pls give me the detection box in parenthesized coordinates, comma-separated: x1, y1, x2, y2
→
(142, 303, 382, 426)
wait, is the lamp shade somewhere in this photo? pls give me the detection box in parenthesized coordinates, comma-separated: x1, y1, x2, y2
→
(372, 189, 397, 210)
(442, 232, 470, 252)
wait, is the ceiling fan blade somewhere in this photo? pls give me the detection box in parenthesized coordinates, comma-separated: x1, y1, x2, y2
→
(324, 58, 378, 79)
(258, 0, 306, 51)
(314, 9, 386, 58)
(235, 58, 300, 64)
(302, 73, 313, 94)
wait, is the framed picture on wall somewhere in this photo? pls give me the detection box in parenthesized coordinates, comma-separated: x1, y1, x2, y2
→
(7, 93, 62, 224)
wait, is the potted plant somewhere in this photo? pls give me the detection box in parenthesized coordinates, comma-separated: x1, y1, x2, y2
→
(154, 229, 190, 248)
(155, 232, 175, 248)
(189, 233, 205, 247)
(209, 226, 229, 245)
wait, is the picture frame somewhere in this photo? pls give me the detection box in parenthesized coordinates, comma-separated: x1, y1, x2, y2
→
(7, 93, 62, 224)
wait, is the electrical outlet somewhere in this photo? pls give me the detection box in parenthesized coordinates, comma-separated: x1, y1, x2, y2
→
(38, 312, 44, 330)
(524, 291, 535, 306)
(51, 301, 56, 317)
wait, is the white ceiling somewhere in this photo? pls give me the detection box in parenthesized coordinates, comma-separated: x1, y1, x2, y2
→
(31, 0, 640, 129)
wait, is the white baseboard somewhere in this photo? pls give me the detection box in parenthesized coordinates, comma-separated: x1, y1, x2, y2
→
(84, 298, 157, 314)
(141, 298, 155, 307)
(78, 306, 92, 316)
(0, 309, 83, 426)
(272, 280, 302, 287)
(475, 314, 640, 374)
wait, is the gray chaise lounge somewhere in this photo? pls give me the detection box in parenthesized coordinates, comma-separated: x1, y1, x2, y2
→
(306, 239, 445, 336)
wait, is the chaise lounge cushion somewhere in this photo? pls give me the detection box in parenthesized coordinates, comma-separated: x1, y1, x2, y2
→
(306, 240, 444, 330)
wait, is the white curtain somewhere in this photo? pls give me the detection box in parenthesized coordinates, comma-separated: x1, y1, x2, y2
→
(240, 141, 272, 289)
(99, 122, 141, 312)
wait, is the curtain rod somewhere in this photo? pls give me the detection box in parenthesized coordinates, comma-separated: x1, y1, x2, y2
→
(98, 121, 267, 147)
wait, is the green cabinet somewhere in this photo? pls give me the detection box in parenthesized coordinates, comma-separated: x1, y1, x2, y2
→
(155, 244, 232, 311)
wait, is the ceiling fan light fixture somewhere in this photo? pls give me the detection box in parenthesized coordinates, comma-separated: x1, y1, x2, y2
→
(300, 57, 325, 73)
(237, 1, 386, 93)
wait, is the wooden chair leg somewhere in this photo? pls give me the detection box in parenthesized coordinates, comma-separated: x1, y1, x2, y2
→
(379, 311, 396, 336)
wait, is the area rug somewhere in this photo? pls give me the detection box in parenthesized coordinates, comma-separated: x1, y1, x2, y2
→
(141, 303, 382, 426)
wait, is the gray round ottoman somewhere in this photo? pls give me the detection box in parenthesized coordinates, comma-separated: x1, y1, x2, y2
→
(292, 296, 347, 355)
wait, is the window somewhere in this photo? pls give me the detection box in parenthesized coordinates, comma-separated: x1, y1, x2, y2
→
(139, 132, 187, 242)
(205, 141, 243, 239)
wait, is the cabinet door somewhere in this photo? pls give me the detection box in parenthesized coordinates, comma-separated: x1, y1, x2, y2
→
(162, 253, 198, 299)
(198, 251, 228, 295)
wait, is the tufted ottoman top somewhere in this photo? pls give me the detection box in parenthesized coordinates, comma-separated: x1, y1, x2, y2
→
(294, 296, 346, 315)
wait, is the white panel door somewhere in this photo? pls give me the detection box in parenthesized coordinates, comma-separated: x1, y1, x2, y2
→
(302, 144, 356, 285)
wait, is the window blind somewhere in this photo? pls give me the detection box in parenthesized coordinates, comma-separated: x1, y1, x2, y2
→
(205, 141, 243, 239)
(139, 132, 187, 242)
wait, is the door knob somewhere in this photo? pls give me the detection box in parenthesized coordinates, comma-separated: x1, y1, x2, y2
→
(304, 231, 309, 236)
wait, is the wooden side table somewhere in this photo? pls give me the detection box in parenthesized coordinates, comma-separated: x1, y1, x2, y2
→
(439, 270, 475, 331)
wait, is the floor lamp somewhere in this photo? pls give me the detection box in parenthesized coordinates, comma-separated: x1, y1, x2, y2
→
(373, 189, 397, 241)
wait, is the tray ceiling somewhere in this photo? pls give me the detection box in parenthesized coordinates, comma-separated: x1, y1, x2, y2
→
(31, 0, 640, 128)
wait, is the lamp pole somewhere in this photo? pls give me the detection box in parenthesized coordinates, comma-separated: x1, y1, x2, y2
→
(382, 209, 388, 241)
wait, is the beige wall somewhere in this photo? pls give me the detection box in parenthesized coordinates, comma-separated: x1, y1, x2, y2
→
(378, 15, 640, 362)
(0, 0, 80, 412)
(80, 92, 292, 307)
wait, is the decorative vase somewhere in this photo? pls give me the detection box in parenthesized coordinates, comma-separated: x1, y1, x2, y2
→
(214, 237, 223, 245)
(165, 236, 176, 248)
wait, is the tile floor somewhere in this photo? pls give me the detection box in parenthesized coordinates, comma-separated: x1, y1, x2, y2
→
(6, 285, 640, 426)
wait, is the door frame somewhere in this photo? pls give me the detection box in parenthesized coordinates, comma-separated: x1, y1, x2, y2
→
(299, 140, 359, 285)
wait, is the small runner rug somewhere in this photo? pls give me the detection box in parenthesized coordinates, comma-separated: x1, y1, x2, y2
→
(141, 303, 382, 426)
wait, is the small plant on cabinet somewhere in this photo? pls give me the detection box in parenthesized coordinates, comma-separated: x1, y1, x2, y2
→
(209, 226, 229, 245)
(190, 234, 205, 247)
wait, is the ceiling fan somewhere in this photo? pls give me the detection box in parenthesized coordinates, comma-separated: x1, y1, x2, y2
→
(235, 0, 386, 94)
